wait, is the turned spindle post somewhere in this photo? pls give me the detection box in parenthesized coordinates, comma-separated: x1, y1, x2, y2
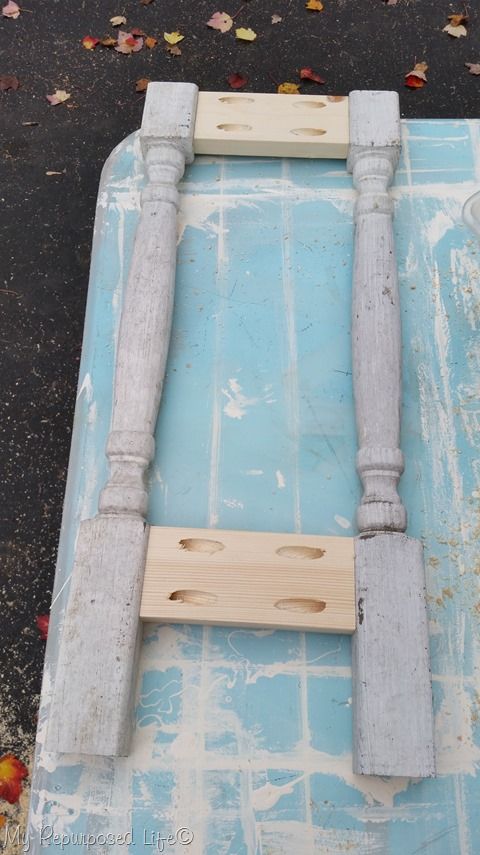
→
(348, 91, 435, 777)
(47, 83, 199, 756)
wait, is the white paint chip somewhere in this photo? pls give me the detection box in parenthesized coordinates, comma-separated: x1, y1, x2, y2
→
(334, 514, 351, 529)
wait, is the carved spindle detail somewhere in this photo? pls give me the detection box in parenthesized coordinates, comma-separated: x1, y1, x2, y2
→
(47, 83, 199, 756)
(99, 143, 187, 518)
(349, 107, 406, 533)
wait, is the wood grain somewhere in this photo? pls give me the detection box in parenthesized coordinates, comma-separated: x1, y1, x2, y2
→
(194, 91, 349, 159)
(141, 526, 355, 633)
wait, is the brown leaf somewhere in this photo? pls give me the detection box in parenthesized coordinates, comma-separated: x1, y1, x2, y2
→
(305, 0, 323, 10)
(145, 35, 157, 48)
(100, 36, 117, 47)
(227, 72, 248, 89)
(465, 62, 480, 75)
(166, 43, 182, 55)
(300, 66, 326, 84)
(448, 12, 468, 25)
(135, 77, 150, 92)
(0, 74, 19, 90)
(140, 0, 154, 4)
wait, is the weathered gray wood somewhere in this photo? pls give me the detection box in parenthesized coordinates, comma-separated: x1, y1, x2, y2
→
(352, 534, 434, 776)
(348, 91, 435, 777)
(47, 83, 199, 756)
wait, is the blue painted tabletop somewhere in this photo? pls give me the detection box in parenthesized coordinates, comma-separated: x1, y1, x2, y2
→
(28, 119, 480, 854)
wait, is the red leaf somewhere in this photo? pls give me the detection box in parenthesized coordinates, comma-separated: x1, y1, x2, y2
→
(300, 66, 326, 84)
(82, 35, 100, 50)
(227, 72, 248, 89)
(36, 614, 49, 640)
(0, 755, 28, 804)
(405, 74, 425, 89)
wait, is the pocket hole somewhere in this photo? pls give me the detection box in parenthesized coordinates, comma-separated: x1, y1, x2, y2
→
(276, 545, 325, 560)
(169, 590, 217, 605)
(217, 123, 252, 132)
(327, 95, 346, 102)
(290, 128, 326, 137)
(274, 598, 326, 613)
(292, 101, 326, 110)
(179, 538, 225, 554)
(218, 97, 255, 104)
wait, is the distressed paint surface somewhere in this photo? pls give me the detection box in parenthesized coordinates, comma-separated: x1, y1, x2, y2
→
(29, 120, 480, 854)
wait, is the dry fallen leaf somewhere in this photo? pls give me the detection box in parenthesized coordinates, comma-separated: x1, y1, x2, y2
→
(305, 0, 323, 10)
(164, 31, 184, 45)
(235, 26, 257, 41)
(448, 12, 468, 26)
(227, 72, 248, 89)
(300, 66, 325, 84)
(443, 22, 467, 37)
(465, 62, 480, 75)
(0, 755, 28, 804)
(405, 61, 428, 89)
(278, 82, 300, 94)
(145, 35, 157, 48)
(82, 35, 100, 50)
(444, 12, 467, 37)
(135, 77, 150, 92)
(166, 43, 182, 55)
(100, 35, 117, 47)
(0, 74, 19, 90)
(2, 1, 20, 18)
(141, 0, 154, 4)
(110, 15, 127, 26)
(271, 13, 282, 23)
(46, 89, 71, 105)
(36, 614, 50, 638)
(46, 170, 64, 176)
(207, 11, 233, 32)
(115, 30, 144, 53)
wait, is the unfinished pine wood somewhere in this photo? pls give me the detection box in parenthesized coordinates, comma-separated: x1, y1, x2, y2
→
(348, 91, 435, 777)
(141, 527, 355, 633)
(194, 91, 349, 159)
(46, 83, 199, 757)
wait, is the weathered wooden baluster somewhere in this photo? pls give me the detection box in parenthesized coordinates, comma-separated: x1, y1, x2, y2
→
(348, 91, 435, 777)
(47, 83, 198, 756)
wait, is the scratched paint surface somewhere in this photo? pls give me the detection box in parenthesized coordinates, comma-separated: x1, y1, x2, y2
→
(28, 121, 480, 854)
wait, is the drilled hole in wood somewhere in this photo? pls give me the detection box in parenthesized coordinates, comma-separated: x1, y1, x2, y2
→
(218, 97, 255, 104)
(276, 545, 325, 559)
(290, 128, 326, 137)
(179, 538, 224, 554)
(292, 101, 326, 109)
(274, 598, 326, 613)
(217, 123, 253, 132)
(169, 590, 217, 605)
